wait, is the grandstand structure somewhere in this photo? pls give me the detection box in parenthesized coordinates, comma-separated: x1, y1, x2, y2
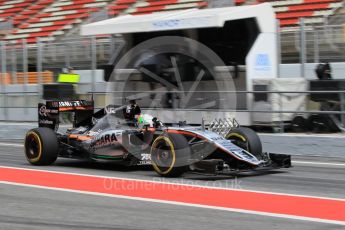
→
(0, 0, 342, 67)
(259, 0, 344, 29)
(0, 1, 343, 123)
(0, 0, 342, 44)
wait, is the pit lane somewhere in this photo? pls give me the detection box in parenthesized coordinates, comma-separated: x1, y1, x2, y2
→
(0, 141, 345, 229)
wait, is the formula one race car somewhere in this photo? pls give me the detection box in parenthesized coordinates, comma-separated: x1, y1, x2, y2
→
(24, 100, 291, 177)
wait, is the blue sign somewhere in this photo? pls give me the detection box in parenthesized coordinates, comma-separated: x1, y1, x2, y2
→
(152, 19, 181, 28)
(254, 53, 271, 72)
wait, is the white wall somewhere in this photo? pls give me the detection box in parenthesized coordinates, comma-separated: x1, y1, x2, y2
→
(279, 62, 345, 79)
(74, 69, 104, 83)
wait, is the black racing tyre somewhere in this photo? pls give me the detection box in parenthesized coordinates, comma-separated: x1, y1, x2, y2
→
(291, 116, 308, 133)
(150, 133, 190, 177)
(24, 127, 58, 165)
(226, 127, 262, 157)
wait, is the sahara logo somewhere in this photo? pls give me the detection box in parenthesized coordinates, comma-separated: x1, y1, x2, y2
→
(91, 131, 121, 149)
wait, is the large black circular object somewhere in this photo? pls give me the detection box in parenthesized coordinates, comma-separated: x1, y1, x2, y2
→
(150, 133, 191, 177)
(226, 127, 262, 158)
(24, 127, 58, 165)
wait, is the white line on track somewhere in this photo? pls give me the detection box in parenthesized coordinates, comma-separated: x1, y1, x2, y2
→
(259, 133, 345, 139)
(0, 181, 344, 226)
(292, 161, 345, 167)
(0, 142, 23, 147)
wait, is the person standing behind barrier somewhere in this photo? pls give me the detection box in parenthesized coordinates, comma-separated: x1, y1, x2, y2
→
(59, 67, 80, 84)
(315, 62, 332, 80)
(58, 66, 81, 99)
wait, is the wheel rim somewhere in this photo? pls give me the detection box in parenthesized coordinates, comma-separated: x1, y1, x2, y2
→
(151, 137, 176, 175)
(226, 133, 249, 151)
(25, 132, 42, 162)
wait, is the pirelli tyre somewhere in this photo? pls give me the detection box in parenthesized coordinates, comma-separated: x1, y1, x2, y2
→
(150, 133, 191, 177)
(24, 127, 58, 165)
(226, 127, 262, 157)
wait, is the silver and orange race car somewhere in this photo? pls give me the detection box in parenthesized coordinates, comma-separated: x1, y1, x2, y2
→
(24, 100, 291, 177)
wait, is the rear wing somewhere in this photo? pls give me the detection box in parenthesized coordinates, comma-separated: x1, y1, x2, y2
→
(38, 100, 94, 130)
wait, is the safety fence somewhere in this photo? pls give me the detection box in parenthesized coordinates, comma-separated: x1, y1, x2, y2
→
(1, 90, 345, 133)
(0, 21, 342, 75)
(0, 36, 124, 88)
(0, 22, 344, 131)
(0, 22, 343, 85)
(280, 23, 345, 64)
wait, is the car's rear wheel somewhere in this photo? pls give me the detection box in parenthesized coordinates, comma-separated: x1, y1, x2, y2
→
(226, 127, 262, 157)
(150, 133, 190, 177)
(24, 128, 58, 165)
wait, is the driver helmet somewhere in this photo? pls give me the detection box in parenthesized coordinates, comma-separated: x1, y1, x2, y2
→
(137, 114, 154, 127)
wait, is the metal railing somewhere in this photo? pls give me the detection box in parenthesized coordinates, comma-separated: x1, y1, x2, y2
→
(1, 89, 345, 132)
(0, 22, 342, 77)
(281, 23, 345, 64)
(0, 36, 125, 96)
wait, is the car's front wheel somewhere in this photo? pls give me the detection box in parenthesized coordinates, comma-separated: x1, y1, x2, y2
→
(24, 128, 58, 165)
(226, 127, 262, 157)
(150, 133, 190, 177)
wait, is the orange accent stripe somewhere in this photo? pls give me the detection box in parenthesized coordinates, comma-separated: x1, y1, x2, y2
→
(68, 134, 93, 141)
(77, 136, 93, 141)
(59, 106, 93, 111)
(68, 134, 78, 139)
(59, 108, 74, 112)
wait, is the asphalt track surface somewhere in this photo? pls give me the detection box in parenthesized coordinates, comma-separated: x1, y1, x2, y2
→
(1, 141, 345, 230)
